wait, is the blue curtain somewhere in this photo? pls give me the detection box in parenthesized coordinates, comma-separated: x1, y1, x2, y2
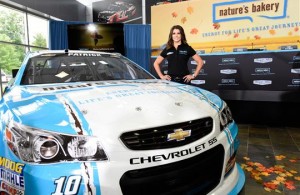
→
(124, 24, 151, 71)
(49, 21, 151, 71)
(49, 20, 87, 50)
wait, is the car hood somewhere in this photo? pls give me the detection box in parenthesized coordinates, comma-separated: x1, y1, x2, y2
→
(4, 80, 223, 136)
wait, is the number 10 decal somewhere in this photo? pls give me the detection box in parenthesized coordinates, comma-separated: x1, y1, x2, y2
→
(52, 176, 82, 195)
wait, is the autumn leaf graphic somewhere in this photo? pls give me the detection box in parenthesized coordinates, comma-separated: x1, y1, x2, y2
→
(295, 27, 299, 32)
(187, 6, 193, 14)
(254, 35, 261, 40)
(172, 12, 178, 18)
(181, 17, 187, 24)
(269, 29, 276, 35)
(233, 33, 239, 38)
(213, 23, 220, 30)
(190, 28, 198, 34)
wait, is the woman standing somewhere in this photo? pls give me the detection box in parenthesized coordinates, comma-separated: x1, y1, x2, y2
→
(153, 25, 203, 84)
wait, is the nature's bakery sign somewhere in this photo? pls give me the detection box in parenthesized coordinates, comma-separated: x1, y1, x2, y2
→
(151, 0, 300, 54)
(214, 0, 283, 22)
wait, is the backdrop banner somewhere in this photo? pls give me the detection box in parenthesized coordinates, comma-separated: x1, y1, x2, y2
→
(151, 0, 300, 55)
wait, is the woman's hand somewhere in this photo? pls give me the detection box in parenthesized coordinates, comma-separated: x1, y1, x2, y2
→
(183, 74, 195, 83)
(160, 74, 171, 81)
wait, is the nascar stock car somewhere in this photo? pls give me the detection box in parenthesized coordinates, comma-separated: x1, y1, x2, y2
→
(97, 1, 136, 23)
(0, 50, 245, 195)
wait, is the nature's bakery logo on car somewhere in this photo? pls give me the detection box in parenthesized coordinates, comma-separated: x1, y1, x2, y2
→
(213, 0, 287, 23)
(0, 157, 25, 195)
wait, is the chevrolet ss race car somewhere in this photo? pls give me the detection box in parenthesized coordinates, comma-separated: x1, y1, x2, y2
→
(0, 50, 245, 195)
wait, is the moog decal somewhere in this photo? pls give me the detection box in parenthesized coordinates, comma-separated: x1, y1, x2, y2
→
(0, 157, 25, 195)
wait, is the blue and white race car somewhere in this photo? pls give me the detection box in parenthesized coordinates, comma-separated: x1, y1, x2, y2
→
(0, 50, 244, 195)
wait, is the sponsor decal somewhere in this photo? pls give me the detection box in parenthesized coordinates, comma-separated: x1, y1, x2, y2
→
(254, 58, 273, 63)
(252, 68, 274, 75)
(0, 157, 25, 193)
(191, 80, 205, 85)
(191, 60, 197, 65)
(179, 50, 188, 55)
(219, 79, 239, 86)
(52, 175, 82, 195)
(0, 181, 24, 195)
(220, 69, 237, 74)
(221, 79, 236, 84)
(292, 79, 300, 85)
(222, 58, 235, 63)
(68, 53, 102, 57)
(41, 80, 165, 91)
(213, 0, 287, 23)
(77, 88, 184, 105)
(253, 80, 272, 85)
(293, 56, 300, 61)
(191, 60, 206, 65)
(200, 69, 205, 74)
(130, 137, 217, 164)
(166, 52, 174, 55)
(291, 68, 300, 74)
(167, 129, 191, 141)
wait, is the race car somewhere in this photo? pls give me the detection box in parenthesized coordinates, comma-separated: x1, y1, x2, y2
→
(0, 50, 245, 195)
(97, 1, 136, 23)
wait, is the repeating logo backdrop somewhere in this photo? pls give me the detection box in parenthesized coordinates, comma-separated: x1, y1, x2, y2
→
(151, 50, 300, 101)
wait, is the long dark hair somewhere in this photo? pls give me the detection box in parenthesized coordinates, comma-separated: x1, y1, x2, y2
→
(166, 25, 187, 49)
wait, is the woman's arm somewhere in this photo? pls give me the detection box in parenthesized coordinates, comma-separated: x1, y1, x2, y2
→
(153, 56, 171, 80)
(183, 54, 204, 82)
(191, 54, 204, 77)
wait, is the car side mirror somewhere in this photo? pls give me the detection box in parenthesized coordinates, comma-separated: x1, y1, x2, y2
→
(12, 69, 19, 78)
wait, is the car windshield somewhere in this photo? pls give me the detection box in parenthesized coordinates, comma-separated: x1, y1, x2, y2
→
(21, 53, 154, 85)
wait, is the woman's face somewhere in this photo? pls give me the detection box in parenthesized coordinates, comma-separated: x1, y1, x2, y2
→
(172, 29, 182, 43)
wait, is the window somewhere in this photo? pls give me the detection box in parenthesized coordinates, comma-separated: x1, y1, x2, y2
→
(0, 2, 51, 97)
(28, 14, 49, 48)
